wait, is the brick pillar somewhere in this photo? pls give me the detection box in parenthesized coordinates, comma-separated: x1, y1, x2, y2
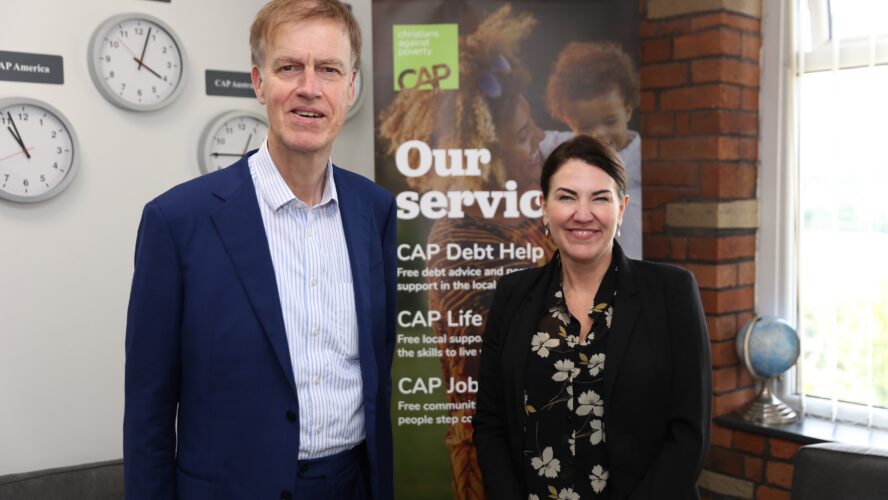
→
(638, 1, 799, 499)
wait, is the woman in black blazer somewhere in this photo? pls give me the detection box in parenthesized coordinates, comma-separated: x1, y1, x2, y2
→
(473, 135, 711, 499)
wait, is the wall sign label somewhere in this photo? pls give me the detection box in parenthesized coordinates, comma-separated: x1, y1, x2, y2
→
(0, 51, 64, 85)
(205, 70, 254, 98)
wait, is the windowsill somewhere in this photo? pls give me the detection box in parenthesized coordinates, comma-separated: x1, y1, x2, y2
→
(715, 413, 888, 449)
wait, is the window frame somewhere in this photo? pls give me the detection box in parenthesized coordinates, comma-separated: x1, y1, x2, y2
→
(758, 0, 888, 430)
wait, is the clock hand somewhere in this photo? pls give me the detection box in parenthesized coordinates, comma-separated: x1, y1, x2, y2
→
(131, 58, 163, 79)
(6, 113, 31, 159)
(242, 133, 253, 155)
(136, 27, 153, 71)
(0, 147, 34, 162)
(210, 152, 247, 158)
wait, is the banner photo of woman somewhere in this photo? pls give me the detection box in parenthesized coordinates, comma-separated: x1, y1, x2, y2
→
(372, 1, 640, 498)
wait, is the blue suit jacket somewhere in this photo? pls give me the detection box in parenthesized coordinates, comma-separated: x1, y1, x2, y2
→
(124, 152, 397, 500)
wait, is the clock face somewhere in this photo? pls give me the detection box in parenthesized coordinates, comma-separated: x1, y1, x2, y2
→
(198, 111, 268, 174)
(0, 98, 79, 203)
(88, 14, 185, 112)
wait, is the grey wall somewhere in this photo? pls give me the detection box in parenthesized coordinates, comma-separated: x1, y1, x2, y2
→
(0, 0, 375, 474)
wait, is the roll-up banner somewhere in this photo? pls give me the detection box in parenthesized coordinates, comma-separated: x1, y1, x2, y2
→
(373, 1, 641, 497)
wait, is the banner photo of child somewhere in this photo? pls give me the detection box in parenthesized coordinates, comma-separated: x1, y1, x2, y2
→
(372, 2, 640, 498)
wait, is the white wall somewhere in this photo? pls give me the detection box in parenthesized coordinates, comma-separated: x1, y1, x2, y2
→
(0, 0, 375, 475)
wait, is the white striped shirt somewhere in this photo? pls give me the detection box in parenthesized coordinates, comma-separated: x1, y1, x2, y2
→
(249, 141, 364, 459)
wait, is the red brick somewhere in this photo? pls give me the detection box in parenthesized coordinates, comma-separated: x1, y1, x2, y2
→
(745, 455, 764, 481)
(670, 237, 688, 260)
(711, 423, 733, 447)
(737, 364, 756, 388)
(742, 87, 759, 111)
(756, 485, 791, 500)
(706, 314, 737, 341)
(685, 263, 738, 289)
(641, 137, 658, 160)
(691, 12, 761, 33)
(713, 387, 755, 416)
(700, 287, 755, 314)
(674, 30, 742, 59)
(643, 186, 693, 209)
(640, 90, 657, 112)
(692, 59, 760, 87)
(713, 366, 738, 392)
(640, 18, 693, 38)
(735, 431, 767, 455)
(642, 161, 698, 186)
(660, 136, 739, 161)
(705, 446, 745, 476)
(641, 112, 675, 136)
(688, 235, 756, 260)
(642, 38, 672, 63)
(661, 85, 741, 111)
(766, 461, 794, 489)
(738, 260, 755, 285)
(645, 235, 670, 260)
(740, 137, 758, 160)
(769, 438, 803, 460)
(641, 62, 688, 89)
(675, 112, 690, 134)
(689, 111, 758, 136)
(643, 210, 666, 233)
(741, 33, 762, 60)
(699, 162, 757, 198)
(711, 340, 739, 368)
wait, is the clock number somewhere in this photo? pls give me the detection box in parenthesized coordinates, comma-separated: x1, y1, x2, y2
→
(57, 146, 63, 154)
(109, 70, 115, 79)
(137, 89, 143, 97)
(17, 112, 28, 121)
(238, 123, 246, 131)
(105, 55, 111, 63)
(216, 138, 226, 145)
(109, 40, 119, 49)
(162, 46, 168, 54)
(52, 162, 58, 169)
(40, 174, 46, 183)
(134, 27, 144, 36)
(3, 174, 8, 181)
(152, 86, 157, 94)
(23, 178, 29, 187)
(51, 131, 57, 139)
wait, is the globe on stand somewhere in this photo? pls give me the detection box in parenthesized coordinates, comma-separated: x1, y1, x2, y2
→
(735, 316, 800, 425)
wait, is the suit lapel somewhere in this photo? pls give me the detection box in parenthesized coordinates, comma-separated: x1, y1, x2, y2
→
(603, 253, 640, 401)
(333, 168, 377, 390)
(210, 159, 296, 396)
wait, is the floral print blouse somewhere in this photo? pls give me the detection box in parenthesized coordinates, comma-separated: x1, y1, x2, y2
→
(523, 252, 619, 500)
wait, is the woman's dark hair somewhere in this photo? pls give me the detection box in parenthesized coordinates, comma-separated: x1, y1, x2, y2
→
(540, 135, 628, 198)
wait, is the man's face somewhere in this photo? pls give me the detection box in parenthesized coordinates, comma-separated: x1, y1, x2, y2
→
(251, 18, 356, 161)
(564, 88, 632, 151)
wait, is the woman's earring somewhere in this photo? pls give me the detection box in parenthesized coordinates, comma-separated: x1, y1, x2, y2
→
(544, 223, 550, 237)
(617, 222, 622, 238)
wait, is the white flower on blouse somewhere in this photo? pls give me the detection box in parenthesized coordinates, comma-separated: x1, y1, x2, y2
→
(569, 430, 577, 455)
(558, 488, 580, 500)
(565, 334, 579, 348)
(588, 353, 606, 377)
(590, 465, 609, 493)
(528, 495, 540, 500)
(530, 446, 561, 478)
(566, 385, 574, 411)
(531, 332, 559, 358)
(576, 390, 604, 417)
(552, 359, 580, 382)
(549, 304, 571, 325)
(605, 306, 613, 328)
(590, 419, 604, 445)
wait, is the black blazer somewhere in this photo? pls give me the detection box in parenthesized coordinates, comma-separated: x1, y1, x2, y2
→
(473, 250, 711, 499)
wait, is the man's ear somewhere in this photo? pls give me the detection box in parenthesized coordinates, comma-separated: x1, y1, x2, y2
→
(251, 65, 265, 104)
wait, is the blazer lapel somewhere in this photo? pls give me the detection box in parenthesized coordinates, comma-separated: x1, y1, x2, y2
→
(603, 252, 641, 401)
(210, 159, 296, 396)
(333, 168, 377, 391)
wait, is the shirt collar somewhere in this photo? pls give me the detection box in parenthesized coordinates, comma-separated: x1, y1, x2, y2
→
(250, 139, 338, 212)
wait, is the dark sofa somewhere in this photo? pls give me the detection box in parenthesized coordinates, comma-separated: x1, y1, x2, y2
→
(0, 459, 123, 500)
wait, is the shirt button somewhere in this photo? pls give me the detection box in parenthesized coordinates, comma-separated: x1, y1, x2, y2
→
(313, 375, 321, 385)
(311, 327, 319, 337)
(281, 490, 293, 500)
(307, 229, 313, 237)
(315, 426, 322, 434)
(310, 277, 317, 287)
(286, 410, 296, 423)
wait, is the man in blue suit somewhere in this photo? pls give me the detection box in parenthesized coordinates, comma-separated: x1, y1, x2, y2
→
(123, 1, 396, 498)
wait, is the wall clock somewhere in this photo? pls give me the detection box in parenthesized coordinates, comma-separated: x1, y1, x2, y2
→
(198, 110, 267, 174)
(88, 13, 186, 112)
(0, 98, 79, 203)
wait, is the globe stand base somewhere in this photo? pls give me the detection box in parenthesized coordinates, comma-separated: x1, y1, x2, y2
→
(736, 378, 799, 426)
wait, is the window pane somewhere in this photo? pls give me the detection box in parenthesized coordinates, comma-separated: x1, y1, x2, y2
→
(798, 66, 888, 409)
(831, 0, 888, 39)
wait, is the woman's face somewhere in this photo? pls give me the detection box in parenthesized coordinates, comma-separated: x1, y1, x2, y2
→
(498, 94, 545, 190)
(542, 159, 627, 268)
